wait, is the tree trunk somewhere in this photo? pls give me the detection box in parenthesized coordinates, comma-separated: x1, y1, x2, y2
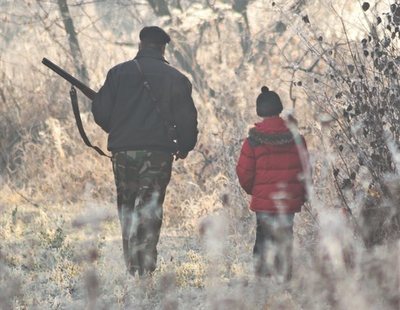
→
(147, 0, 171, 16)
(57, 0, 89, 85)
(233, 0, 251, 57)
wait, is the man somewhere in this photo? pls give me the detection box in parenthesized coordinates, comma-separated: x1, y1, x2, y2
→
(92, 26, 198, 276)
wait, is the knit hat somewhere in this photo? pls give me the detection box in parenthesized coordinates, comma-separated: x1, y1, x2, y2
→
(139, 26, 171, 45)
(256, 86, 283, 117)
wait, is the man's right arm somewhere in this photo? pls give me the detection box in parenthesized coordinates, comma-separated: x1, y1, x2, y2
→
(172, 75, 198, 155)
(91, 69, 116, 133)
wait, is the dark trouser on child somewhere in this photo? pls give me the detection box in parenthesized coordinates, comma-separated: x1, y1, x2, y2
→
(253, 213, 295, 280)
(112, 150, 173, 276)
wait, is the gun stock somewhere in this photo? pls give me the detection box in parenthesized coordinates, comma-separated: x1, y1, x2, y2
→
(42, 57, 97, 100)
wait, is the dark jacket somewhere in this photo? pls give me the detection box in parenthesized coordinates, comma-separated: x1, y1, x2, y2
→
(236, 117, 309, 214)
(92, 48, 198, 153)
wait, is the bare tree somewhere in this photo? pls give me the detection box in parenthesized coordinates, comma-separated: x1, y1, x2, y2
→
(147, 0, 171, 16)
(57, 0, 89, 85)
(233, 0, 251, 57)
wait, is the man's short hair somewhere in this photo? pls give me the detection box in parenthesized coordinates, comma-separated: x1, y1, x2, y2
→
(139, 26, 171, 46)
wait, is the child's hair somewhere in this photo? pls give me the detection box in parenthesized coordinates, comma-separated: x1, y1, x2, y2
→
(256, 86, 283, 117)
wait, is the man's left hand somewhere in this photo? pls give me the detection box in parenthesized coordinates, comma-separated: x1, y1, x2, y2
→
(174, 151, 188, 161)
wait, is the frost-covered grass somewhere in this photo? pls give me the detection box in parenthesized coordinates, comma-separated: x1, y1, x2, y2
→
(1, 0, 399, 309)
(0, 183, 398, 309)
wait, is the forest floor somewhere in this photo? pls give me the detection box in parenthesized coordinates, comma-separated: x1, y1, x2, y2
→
(0, 195, 309, 310)
(1, 179, 398, 310)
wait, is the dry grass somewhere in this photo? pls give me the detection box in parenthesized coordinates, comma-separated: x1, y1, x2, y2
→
(1, 175, 399, 309)
(1, 1, 399, 309)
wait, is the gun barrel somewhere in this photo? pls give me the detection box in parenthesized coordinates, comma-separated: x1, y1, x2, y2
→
(42, 58, 96, 100)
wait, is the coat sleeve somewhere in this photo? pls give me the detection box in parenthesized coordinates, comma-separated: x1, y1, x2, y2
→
(236, 139, 256, 195)
(171, 75, 198, 154)
(91, 69, 117, 133)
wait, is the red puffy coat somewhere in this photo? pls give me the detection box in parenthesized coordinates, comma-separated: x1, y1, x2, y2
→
(236, 117, 308, 214)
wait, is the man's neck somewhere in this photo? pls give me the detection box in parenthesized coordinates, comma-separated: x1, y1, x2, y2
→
(136, 47, 167, 62)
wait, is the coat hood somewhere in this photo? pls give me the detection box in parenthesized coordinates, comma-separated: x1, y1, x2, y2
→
(248, 117, 294, 146)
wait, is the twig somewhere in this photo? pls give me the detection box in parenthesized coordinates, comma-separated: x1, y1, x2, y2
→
(8, 183, 40, 208)
(304, 202, 319, 226)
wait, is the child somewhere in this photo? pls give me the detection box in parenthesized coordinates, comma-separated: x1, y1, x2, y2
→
(236, 86, 309, 280)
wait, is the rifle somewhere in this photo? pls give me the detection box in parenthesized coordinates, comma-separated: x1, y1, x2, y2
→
(42, 57, 110, 158)
(42, 58, 96, 100)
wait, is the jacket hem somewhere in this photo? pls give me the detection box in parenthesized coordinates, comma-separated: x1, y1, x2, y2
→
(109, 145, 177, 154)
(249, 206, 302, 214)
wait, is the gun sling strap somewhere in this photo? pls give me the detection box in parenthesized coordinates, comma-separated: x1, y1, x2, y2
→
(133, 59, 178, 150)
(69, 86, 111, 158)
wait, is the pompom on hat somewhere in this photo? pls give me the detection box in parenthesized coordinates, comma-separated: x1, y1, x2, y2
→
(256, 86, 283, 117)
(139, 26, 171, 45)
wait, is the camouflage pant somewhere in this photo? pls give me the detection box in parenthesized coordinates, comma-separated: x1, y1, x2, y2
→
(112, 150, 173, 276)
(253, 213, 294, 280)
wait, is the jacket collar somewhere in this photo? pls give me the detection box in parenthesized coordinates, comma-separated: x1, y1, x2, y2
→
(248, 128, 294, 146)
(248, 116, 294, 146)
(135, 48, 169, 63)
